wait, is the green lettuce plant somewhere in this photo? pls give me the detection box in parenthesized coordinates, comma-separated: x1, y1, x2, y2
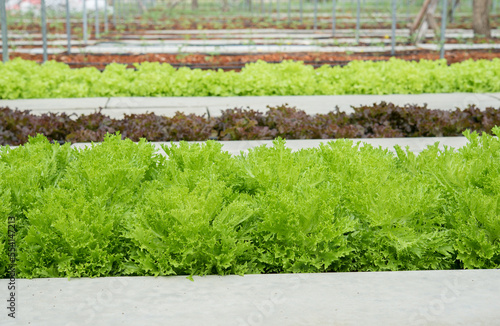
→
(1, 129, 500, 278)
(1, 58, 500, 99)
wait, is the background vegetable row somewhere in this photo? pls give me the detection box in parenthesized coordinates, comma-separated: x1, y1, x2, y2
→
(1, 58, 499, 99)
(1, 131, 500, 279)
(2, 102, 500, 145)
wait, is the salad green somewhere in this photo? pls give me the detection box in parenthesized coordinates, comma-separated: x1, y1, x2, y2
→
(1, 58, 499, 99)
(1, 130, 500, 278)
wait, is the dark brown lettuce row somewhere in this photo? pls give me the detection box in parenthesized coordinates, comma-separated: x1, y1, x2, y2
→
(1, 103, 500, 146)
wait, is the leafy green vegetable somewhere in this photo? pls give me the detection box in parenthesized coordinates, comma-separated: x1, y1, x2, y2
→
(2, 129, 500, 278)
(1, 58, 500, 99)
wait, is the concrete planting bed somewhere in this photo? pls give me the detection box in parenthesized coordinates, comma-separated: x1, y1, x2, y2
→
(2, 93, 500, 325)
(1, 269, 499, 325)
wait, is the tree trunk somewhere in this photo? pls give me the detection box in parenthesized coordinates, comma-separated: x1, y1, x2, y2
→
(192, 0, 198, 10)
(473, 0, 491, 38)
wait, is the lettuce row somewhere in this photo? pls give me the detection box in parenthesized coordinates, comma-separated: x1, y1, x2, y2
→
(3, 103, 500, 146)
(1, 130, 500, 278)
(1, 58, 500, 99)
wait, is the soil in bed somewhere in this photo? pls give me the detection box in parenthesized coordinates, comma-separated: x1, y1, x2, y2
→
(10, 49, 500, 70)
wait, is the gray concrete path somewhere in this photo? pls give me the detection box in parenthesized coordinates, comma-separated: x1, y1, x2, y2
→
(5, 28, 498, 54)
(418, 43, 500, 51)
(66, 43, 416, 55)
(137, 28, 498, 37)
(1, 269, 499, 326)
(4, 28, 496, 41)
(1, 93, 499, 119)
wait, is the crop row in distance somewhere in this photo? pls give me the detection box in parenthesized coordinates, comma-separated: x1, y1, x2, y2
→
(1, 58, 499, 99)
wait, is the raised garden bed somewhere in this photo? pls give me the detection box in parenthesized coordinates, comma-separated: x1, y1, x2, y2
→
(1, 129, 500, 279)
(1, 58, 500, 99)
(9, 49, 500, 71)
(2, 102, 500, 145)
(5, 15, 499, 33)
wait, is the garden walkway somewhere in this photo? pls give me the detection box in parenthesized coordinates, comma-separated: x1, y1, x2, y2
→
(1, 269, 499, 325)
(1, 92, 499, 118)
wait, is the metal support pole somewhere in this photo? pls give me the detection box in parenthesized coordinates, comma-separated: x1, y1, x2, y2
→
(450, 0, 456, 22)
(391, 0, 396, 55)
(65, 0, 71, 54)
(299, 0, 303, 23)
(95, 0, 100, 39)
(313, 0, 318, 30)
(41, 0, 48, 62)
(287, 0, 291, 22)
(440, 0, 448, 59)
(118, 0, 122, 24)
(0, 0, 8, 62)
(104, 0, 108, 33)
(406, 0, 410, 22)
(113, 0, 116, 26)
(125, 0, 129, 22)
(355, 0, 360, 43)
(332, 0, 336, 36)
(277, 0, 280, 20)
(83, 0, 88, 44)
